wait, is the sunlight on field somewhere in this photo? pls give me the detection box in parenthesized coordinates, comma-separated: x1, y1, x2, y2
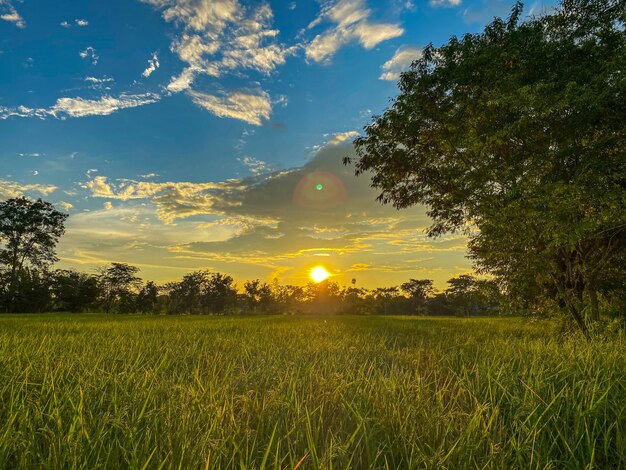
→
(0, 315, 625, 468)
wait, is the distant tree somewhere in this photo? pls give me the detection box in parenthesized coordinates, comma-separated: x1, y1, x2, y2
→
(137, 281, 160, 314)
(304, 280, 342, 314)
(165, 271, 205, 314)
(202, 272, 237, 314)
(444, 275, 502, 316)
(272, 282, 305, 314)
(51, 269, 100, 312)
(348, 0, 626, 337)
(166, 271, 237, 314)
(243, 279, 274, 313)
(0, 197, 67, 312)
(373, 286, 401, 315)
(340, 286, 369, 314)
(401, 279, 435, 315)
(98, 263, 142, 313)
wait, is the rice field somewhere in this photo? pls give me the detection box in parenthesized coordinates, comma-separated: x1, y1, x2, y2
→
(0, 314, 624, 469)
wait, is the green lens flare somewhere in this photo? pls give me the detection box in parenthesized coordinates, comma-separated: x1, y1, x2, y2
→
(316, 183, 323, 190)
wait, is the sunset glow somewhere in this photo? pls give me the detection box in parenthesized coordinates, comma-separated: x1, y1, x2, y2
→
(310, 266, 330, 283)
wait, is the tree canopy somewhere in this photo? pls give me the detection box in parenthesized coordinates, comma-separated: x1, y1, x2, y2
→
(348, 0, 626, 336)
(0, 197, 68, 312)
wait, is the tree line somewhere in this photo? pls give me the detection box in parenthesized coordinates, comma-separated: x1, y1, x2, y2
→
(0, 197, 501, 316)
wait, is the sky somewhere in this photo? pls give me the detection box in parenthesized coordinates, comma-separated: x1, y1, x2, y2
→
(0, 0, 554, 289)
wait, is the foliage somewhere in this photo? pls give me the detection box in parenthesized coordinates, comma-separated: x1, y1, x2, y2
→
(348, 0, 626, 336)
(51, 270, 100, 313)
(98, 263, 142, 313)
(165, 270, 237, 315)
(0, 197, 67, 312)
(401, 279, 435, 314)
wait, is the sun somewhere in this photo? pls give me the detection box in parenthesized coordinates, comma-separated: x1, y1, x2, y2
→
(310, 266, 330, 283)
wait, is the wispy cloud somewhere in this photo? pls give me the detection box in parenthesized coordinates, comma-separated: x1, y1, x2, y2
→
(0, 0, 25, 28)
(239, 156, 270, 175)
(187, 89, 272, 125)
(61, 18, 89, 27)
(18, 152, 45, 157)
(0, 93, 161, 120)
(142, 0, 293, 93)
(57, 201, 74, 211)
(327, 130, 359, 145)
(79, 46, 99, 65)
(305, 0, 404, 64)
(430, 0, 462, 7)
(0, 179, 57, 198)
(379, 46, 422, 81)
(81, 175, 247, 223)
(142, 52, 160, 77)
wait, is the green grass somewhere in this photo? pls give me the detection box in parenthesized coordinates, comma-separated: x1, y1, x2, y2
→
(0, 315, 624, 469)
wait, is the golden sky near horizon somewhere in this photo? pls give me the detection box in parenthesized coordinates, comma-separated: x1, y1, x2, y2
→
(54, 144, 472, 290)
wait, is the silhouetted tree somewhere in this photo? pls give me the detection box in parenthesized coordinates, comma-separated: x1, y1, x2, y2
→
(347, 0, 626, 337)
(401, 279, 434, 315)
(0, 197, 67, 312)
(373, 287, 402, 315)
(243, 279, 274, 313)
(203, 272, 237, 314)
(98, 263, 142, 313)
(51, 269, 100, 312)
(137, 281, 160, 314)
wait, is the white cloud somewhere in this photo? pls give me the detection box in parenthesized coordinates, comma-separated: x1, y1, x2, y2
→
(239, 156, 269, 175)
(142, 0, 293, 93)
(83, 76, 114, 90)
(305, 0, 403, 64)
(166, 66, 200, 93)
(58, 201, 74, 211)
(142, 0, 240, 32)
(187, 89, 271, 125)
(142, 52, 160, 77)
(0, 93, 161, 120)
(327, 130, 359, 145)
(0, 179, 57, 199)
(430, 0, 462, 6)
(62, 18, 89, 27)
(82, 175, 248, 223)
(379, 46, 422, 81)
(18, 152, 44, 157)
(103, 201, 114, 211)
(0, 0, 25, 28)
(79, 46, 99, 65)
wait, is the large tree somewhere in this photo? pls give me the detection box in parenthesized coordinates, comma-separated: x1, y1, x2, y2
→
(348, 0, 625, 337)
(0, 197, 68, 312)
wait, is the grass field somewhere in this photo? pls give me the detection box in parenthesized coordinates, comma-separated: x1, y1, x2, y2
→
(0, 315, 624, 469)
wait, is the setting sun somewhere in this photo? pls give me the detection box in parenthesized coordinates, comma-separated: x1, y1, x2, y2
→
(310, 266, 330, 283)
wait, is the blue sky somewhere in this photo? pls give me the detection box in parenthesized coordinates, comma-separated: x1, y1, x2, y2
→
(0, 0, 554, 288)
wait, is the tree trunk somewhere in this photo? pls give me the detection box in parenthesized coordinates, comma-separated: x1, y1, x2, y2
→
(588, 283, 600, 323)
(569, 304, 591, 342)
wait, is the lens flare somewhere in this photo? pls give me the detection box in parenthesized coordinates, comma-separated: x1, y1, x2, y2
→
(310, 266, 330, 283)
(293, 171, 347, 209)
